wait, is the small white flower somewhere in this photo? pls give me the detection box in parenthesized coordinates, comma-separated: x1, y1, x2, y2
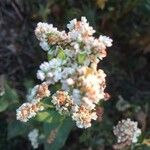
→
(39, 41, 49, 51)
(35, 22, 58, 41)
(61, 80, 70, 91)
(0, 90, 5, 96)
(28, 129, 39, 149)
(53, 70, 62, 82)
(27, 85, 39, 102)
(81, 97, 95, 110)
(37, 70, 45, 81)
(113, 118, 141, 145)
(49, 58, 62, 68)
(132, 128, 141, 143)
(68, 30, 82, 41)
(72, 105, 97, 128)
(62, 67, 76, 79)
(66, 78, 74, 85)
(81, 16, 87, 23)
(40, 61, 50, 72)
(37, 58, 66, 83)
(99, 35, 113, 47)
(72, 89, 81, 105)
(67, 18, 77, 31)
(73, 43, 80, 50)
(47, 72, 53, 78)
(52, 91, 73, 114)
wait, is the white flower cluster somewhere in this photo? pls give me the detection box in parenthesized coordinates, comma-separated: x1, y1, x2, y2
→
(28, 129, 39, 149)
(16, 102, 44, 122)
(35, 17, 112, 128)
(16, 83, 50, 122)
(37, 58, 68, 84)
(72, 105, 97, 128)
(113, 118, 141, 145)
(16, 17, 112, 129)
(35, 22, 69, 51)
(52, 90, 73, 114)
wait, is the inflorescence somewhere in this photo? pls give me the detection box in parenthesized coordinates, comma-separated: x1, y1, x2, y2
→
(16, 17, 113, 129)
(113, 118, 141, 149)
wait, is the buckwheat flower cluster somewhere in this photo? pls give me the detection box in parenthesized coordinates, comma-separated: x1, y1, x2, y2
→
(35, 17, 112, 128)
(16, 17, 112, 129)
(16, 83, 50, 122)
(72, 105, 97, 128)
(52, 91, 73, 114)
(16, 102, 44, 122)
(37, 58, 67, 84)
(35, 23, 69, 51)
(28, 129, 39, 149)
(27, 82, 50, 102)
(113, 118, 141, 148)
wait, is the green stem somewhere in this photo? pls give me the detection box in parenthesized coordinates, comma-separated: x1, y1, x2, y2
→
(131, 144, 134, 150)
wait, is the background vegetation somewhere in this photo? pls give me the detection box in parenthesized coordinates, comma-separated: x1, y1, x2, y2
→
(0, 0, 150, 149)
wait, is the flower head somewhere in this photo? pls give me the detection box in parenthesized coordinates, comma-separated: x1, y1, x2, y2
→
(16, 102, 44, 122)
(36, 83, 50, 99)
(99, 35, 113, 47)
(72, 105, 97, 128)
(28, 129, 39, 149)
(27, 83, 50, 103)
(52, 91, 73, 114)
(113, 118, 141, 147)
(17, 16, 112, 128)
(37, 58, 65, 84)
(35, 22, 58, 41)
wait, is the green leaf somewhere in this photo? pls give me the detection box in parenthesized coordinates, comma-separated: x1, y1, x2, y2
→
(23, 79, 34, 90)
(57, 47, 66, 60)
(35, 109, 56, 123)
(77, 52, 87, 64)
(47, 45, 56, 61)
(4, 84, 18, 103)
(7, 120, 29, 140)
(47, 53, 53, 61)
(0, 84, 18, 112)
(0, 98, 9, 112)
(44, 114, 74, 150)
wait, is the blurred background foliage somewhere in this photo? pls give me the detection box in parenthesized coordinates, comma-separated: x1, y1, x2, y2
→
(0, 0, 150, 149)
